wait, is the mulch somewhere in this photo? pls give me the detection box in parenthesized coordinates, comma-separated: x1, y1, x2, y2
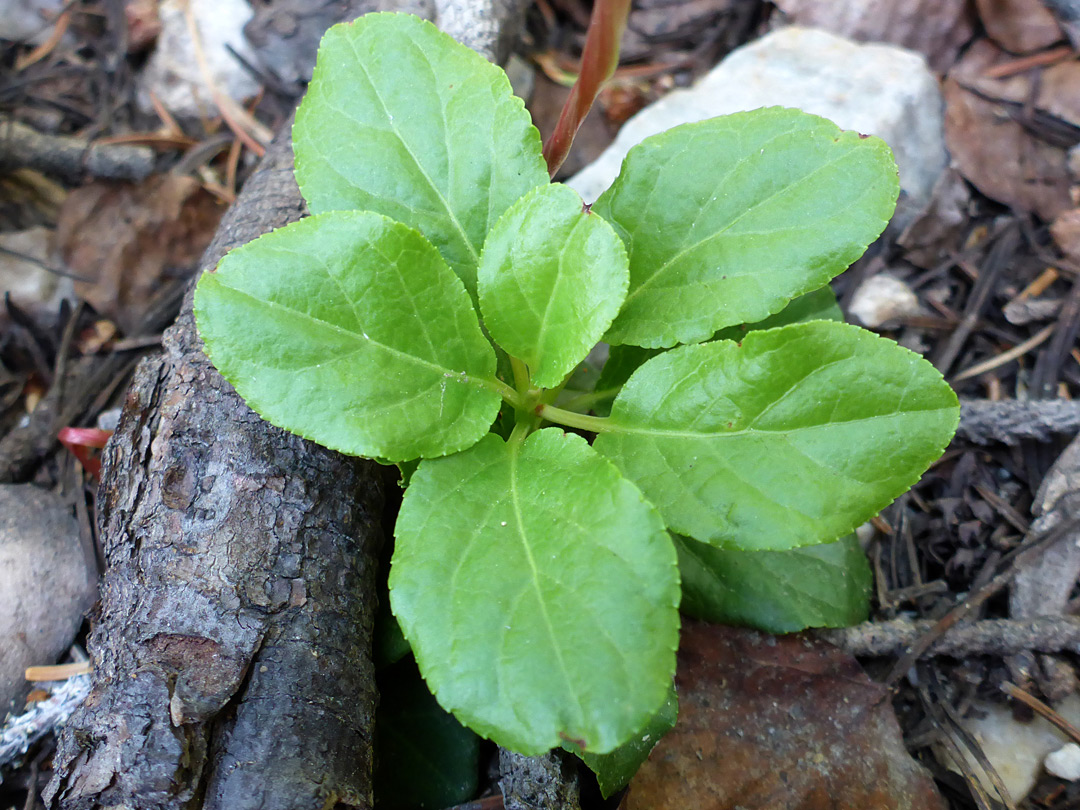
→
(4, 1, 1080, 808)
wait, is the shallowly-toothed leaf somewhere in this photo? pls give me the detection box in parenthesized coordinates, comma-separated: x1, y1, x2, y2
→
(594, 321, 958, 551)
(194, 211, 501, 462)
(593, 107, 898, 348)
(592, 286, 843, 417)
(675, 533, 871, 634)
(575, 685, 678, 799)
(293, 12, 549, 296)
(374, 659, 481, 810)
(478, 184, 629, 388)
(390, 429, 680, 756)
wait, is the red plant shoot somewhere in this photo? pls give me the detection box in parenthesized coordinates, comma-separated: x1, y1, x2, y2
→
(541, 0, 631, 176)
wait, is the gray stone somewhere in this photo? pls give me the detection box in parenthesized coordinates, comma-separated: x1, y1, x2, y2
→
(244, 0, 436, 89)
(0, 0, 66, 44)
(1011, 434, 1080, 621)
(0, 485, 95, 717)
(1047, 743, 1080, 781)
(566, 26, 947, 229)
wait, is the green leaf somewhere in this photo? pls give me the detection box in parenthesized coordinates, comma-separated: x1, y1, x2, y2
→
(712, 285, 842, 342)
(592, 286, 843, 417)
(594, 321, 958, 551)
(675, 533, 871, 634)
(294, 13, 549, 296)
(478, 184, 629, 388)
(194, 211, 502, 462)
(593, 107, 899, 348)
(390, 429, 680, 756)
(575, 685, 678, 798)
(375, 659, 480, 810)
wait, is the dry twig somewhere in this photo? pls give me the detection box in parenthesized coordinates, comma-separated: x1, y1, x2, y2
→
(0, 118, 154, 182)
(819, 615, 1080, 658)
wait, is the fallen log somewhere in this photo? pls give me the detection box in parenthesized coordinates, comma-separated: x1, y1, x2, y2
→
(44, 118, 385, 810)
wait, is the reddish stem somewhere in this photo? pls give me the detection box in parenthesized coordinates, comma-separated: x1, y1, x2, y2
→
(541, 0, 631, 177)
(58, 427, 113, 479)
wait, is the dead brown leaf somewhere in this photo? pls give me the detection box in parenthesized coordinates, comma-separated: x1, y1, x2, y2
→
(1036, 60, 1080, 128)
(974, 0, 1063, 54)
(55, 174, 222, 334)
(898, 167, 972, 269)
(943, 41, 1074, 222)
(772, 0, 975, 73)
(621, 622, 947, 810)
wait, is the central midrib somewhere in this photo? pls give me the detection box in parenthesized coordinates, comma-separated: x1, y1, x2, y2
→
(608, 407, 952, 440)
(619, 150, 854, 308)
(215, 281, 500, 394)
(347, 38, 480, 268)
(507, 444, 586, 732)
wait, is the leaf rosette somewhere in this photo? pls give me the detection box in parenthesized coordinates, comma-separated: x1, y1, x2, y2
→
(191, 10, 962, 776)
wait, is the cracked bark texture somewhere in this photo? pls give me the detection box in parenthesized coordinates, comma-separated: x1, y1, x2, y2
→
(44, 3, 555, 809)
(45, 121, 385, 810)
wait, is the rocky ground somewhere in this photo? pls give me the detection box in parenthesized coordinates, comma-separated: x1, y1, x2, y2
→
(4, 1, 1080, 808)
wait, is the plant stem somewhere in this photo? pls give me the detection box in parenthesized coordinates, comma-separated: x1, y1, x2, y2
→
(492, 378, 525, 409)
(537, 404, 617, 434)
(540, 374, 572, 405)
(510, 355, 532, 396)
(541, 0, 631, 176)
(508, 418, 531, 446)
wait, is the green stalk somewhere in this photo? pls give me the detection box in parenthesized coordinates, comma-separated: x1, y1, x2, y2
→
(537, 404, 616, 434)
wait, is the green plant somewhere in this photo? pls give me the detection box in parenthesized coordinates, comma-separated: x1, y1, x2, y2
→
(194, 11, 959, 792)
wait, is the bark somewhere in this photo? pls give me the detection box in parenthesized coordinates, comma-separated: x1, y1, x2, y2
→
(958, 398, 1080, 445)
(44, 3, 552, 809)
(498, 751, 581, 810)
(45, 121, 385, 810)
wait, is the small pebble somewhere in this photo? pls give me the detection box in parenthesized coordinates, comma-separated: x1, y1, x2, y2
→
(849, 273, 921, 329)
(1046, 743, 1080, 781)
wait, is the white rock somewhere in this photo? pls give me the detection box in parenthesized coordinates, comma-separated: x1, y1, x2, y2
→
(848, 273, 921, 328)
(1047, 743, 1080, 781)
(567, 26, 946, 229)
(0, 227, 72, 320)
(854, 521, 875, 549)
(0, 485, 95, 716)
(946, 695, 1080, 802)
(136, 0, 260, 119)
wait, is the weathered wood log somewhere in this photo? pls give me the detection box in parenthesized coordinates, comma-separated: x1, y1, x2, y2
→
(45, 120, 385, 810)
